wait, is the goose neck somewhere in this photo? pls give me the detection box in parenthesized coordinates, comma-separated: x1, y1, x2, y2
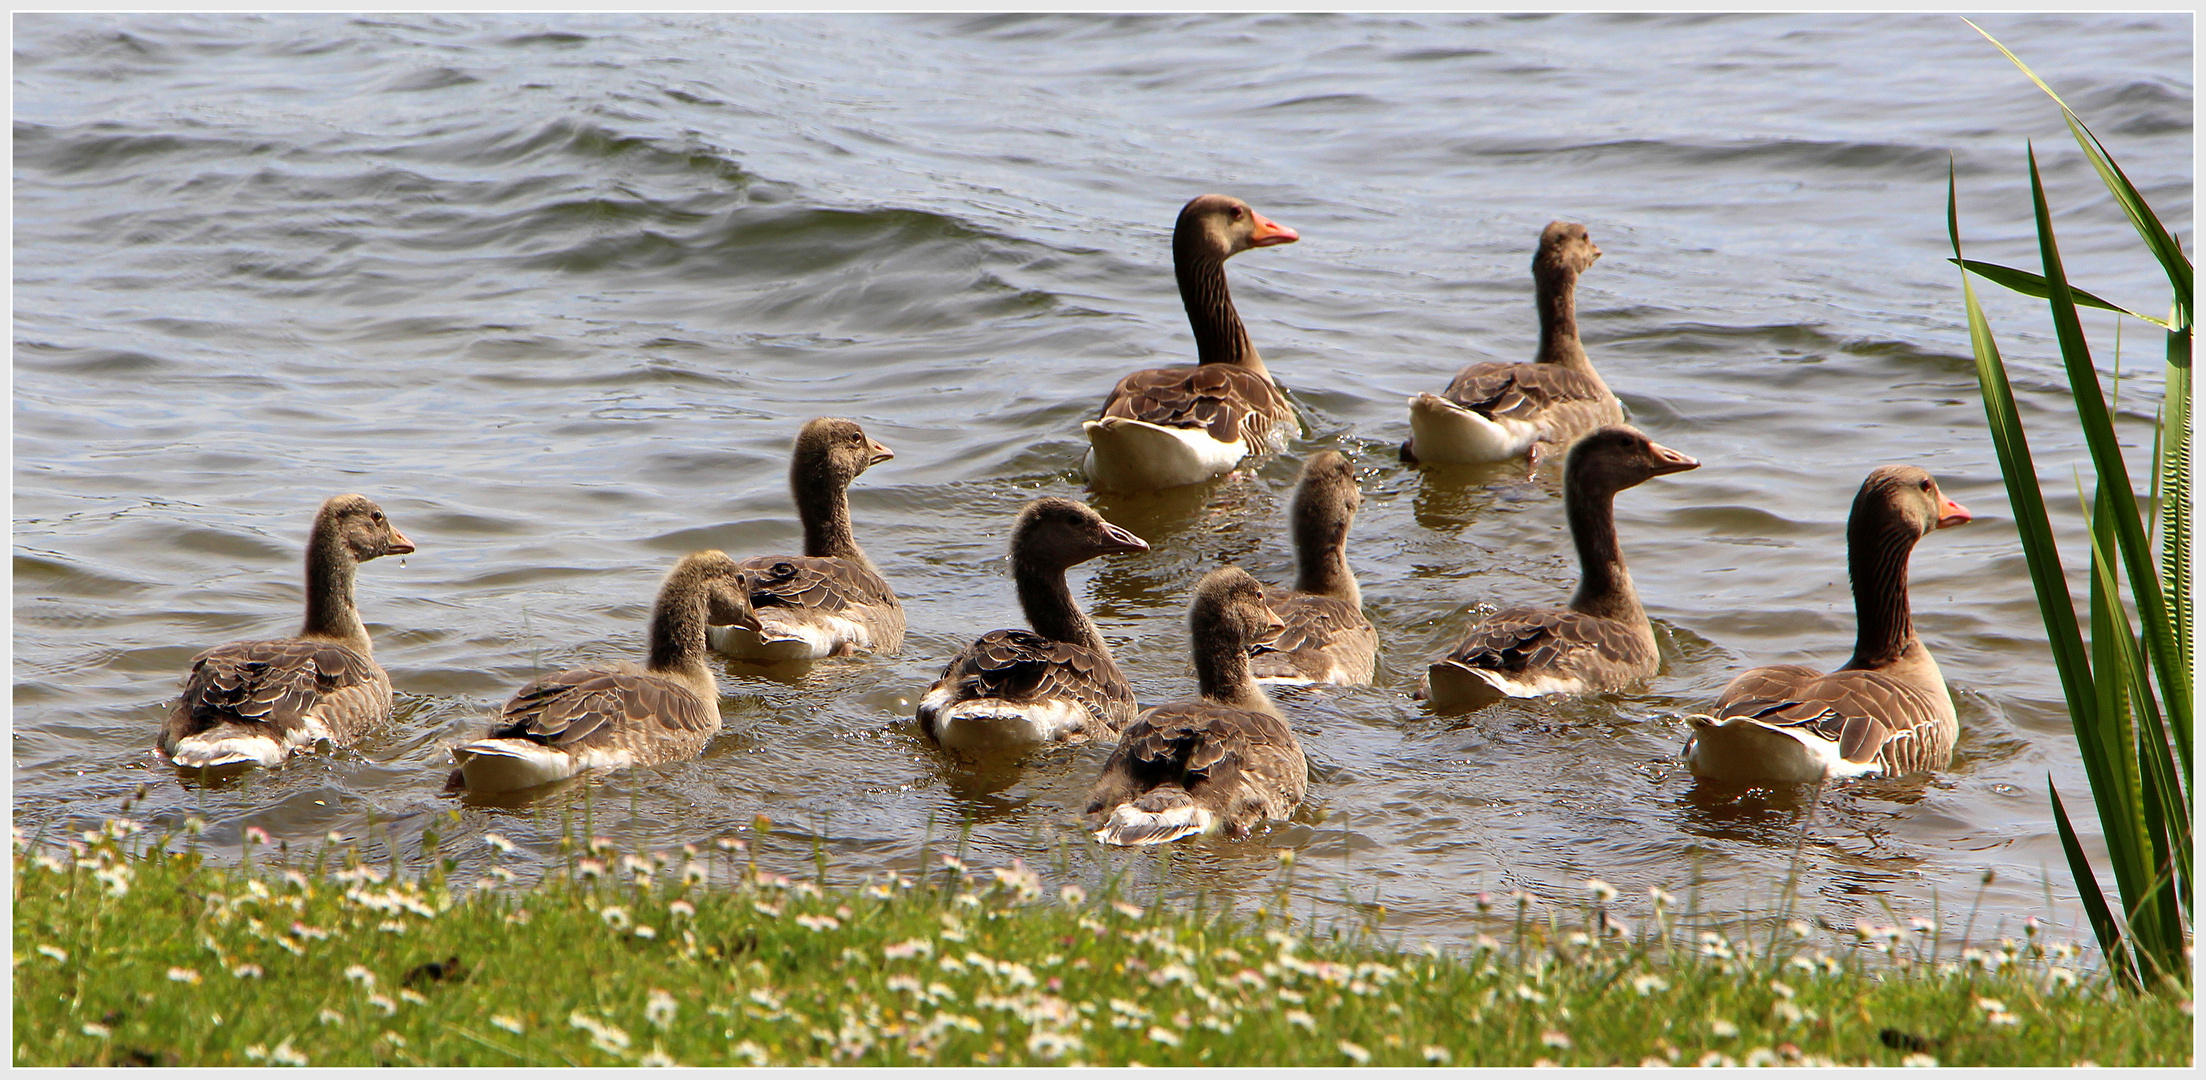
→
(1175, 241, 1266, 376)
(1565, 481, 1642, 623)
(1292, 507, 1360, 605)
(299, 529, 369, 651)
(646, 572, 714, 680)
(1846, 518, 1921, 669)
(1535, 265, 1587, 367)
(794, 468, 864, 563)
(1193, 627, 1270, 712)
(1014, 558, 1108, 655)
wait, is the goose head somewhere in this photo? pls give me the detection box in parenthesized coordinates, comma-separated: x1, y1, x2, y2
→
(1535, 220, 1602, 279)
(704, 568, 764, 635)
(1291, 450, 1362, 538)
(1564, 425, 1699, 497)
(318, 493, 415, 562)
(793, 417, 893, 492)
(1854, 465, 1972, 542)
(1011, 497, 1149, 572)
(1190, 567, 1288, 656)
(1177, 194, 1299, 261)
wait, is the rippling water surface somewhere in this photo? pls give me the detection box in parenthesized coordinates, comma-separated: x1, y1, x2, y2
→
(14, 13, 2192, 947)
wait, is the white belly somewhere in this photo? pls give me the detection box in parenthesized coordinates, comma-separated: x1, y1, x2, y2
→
(1082, 417, 1248, 492)
(1405, 393, 1541, 464)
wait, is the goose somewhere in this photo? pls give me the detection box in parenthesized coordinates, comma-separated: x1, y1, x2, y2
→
(1251, 451, 1378, 685)
(1423, 425, 1698, 709)
(156, 494, 415, 769)
(1684, 466, 1972, 782)
(917, 498, 1150, 755)
(708, 417, 905, 660)
(1087, 567, 1306, 846)
(1403, 220, 1623, 467)
(1082, 194, 1301, 492)
(447, 551, 759, 794)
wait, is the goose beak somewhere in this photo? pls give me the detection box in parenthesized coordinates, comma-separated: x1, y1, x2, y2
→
(386, 528, 417, 556)
(1248, 210, 1298, 248)
(1646, 441, 1700, 476)
(1936, 497, 1972, 529)
(868, 440, 895, 467)
(1248, 610, 1289, 654)
(1098, 521, 1150, 555)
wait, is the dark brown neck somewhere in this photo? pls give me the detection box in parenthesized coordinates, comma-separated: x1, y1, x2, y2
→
(1292, 499, 1358, 604)
(1535, 264, 1587, 367)
(1175, 239, 1262, 372)
(1014, 557, 1109, 656)
(299, 529, 367, 649)
(1844, 518, 1921, 670)
(794, 467, 863, 562)
(1193, 624, 1264, 708)
(1565, 481, 1641, 622)
(647, 570, 712, 674)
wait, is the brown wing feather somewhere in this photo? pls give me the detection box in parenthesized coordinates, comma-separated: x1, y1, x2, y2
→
(738, 555, 897, 612)
(1086, 702, 1308, 836)
(1713, 664, 1955, 774)
(487, 666, 716, 756)
(1100, 364, 1292, 448)
(1442, 361, 1612, 424)
(1251, 589, 1377, 684)
(171, 638, 389, 745)
(929, 628, 1137, 737)
(1441, 606, 1656, 690)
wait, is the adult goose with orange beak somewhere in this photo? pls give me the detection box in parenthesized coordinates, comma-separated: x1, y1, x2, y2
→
(1082, 194, 1301, 492)
(1685, 466, 1972, 782)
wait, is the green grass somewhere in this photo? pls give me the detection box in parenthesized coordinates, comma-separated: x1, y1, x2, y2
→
(14, 822, 2191, 1067)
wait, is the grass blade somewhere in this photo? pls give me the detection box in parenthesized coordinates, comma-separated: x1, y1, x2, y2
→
(1967, 18, 2194, 309)
(2051, 780, 2136, 991)
(2026, 146, 2189, 733)
(1946, 163, 2098, 736)
(1948, 258, 2172, 328)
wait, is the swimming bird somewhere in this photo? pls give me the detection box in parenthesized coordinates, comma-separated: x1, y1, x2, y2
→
(1251, 451, 1378, 685)
(1083, 194, 1301, 491)
(157, 494, 415, 770)
(1423, 425, 1698, 709)
(708, 417, 904, 660)
(447, 551, 758, 794)
(1403, 220, 1622, 468)
(1684, 466, 1972, 782)
(1087, 567, 1306, 846)
(917, 498, 1149, 755)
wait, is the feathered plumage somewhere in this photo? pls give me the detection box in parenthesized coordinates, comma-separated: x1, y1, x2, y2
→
(157, 494, 414, 770)
(1250, 451, 1376, 685)
(1083, 194, 1301, 491)
(1403, 220, 1623, 467)
(1422, 425, 1698, 709)
(1685, 466, 1972, 782)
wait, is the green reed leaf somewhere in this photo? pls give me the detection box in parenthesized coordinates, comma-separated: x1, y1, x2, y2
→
(1948, 258, 2171, 327)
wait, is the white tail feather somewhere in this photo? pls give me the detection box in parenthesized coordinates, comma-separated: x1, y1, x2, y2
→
(1405, 393, 1540, 465)
(1082, 417, 1247, 492)
(163, 730, 290, 770)
(1094, 803, 1215, 847)
(450, 740, 587, 794)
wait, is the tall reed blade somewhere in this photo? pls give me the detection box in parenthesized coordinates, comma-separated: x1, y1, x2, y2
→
(2050, 782, 2135, 990)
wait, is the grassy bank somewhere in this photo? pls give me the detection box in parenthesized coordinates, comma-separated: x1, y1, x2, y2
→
(14, 821, 2191, 1067)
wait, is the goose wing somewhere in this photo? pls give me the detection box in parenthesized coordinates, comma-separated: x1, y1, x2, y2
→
(1439, 606, 1654, 686)
(1253, 589, 1376, 683)
(1713, 665, 1955, 774)
(1100, 364, 1290, 446)
(738, 555, 897, 613)
(487, 667, 715, 751)
(937, 628, 1133, 721)
(1442, 361, 1611, 424)
(177, 638, 387, 743)
(1089, 702, 1306, 821)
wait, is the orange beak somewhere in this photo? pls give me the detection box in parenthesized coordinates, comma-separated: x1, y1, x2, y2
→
(1248, 210, 1298, 248)
(869, 440, 895, 467)
(1936, 497, 1972, 530)
(387, 528, 416, 556)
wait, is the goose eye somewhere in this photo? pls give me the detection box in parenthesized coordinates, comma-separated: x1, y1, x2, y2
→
(1229, 206, 1244, 219)
(1919, 478, 1932, 492)
(371, 512, 385, 523)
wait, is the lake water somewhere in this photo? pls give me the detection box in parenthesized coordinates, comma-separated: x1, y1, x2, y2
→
(13, 12, 2192, 951)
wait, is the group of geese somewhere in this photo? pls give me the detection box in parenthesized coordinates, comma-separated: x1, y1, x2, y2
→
(155, 194, 1975, 847)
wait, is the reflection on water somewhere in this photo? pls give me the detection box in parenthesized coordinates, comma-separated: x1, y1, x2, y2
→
(12, 12, 2191, 951)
